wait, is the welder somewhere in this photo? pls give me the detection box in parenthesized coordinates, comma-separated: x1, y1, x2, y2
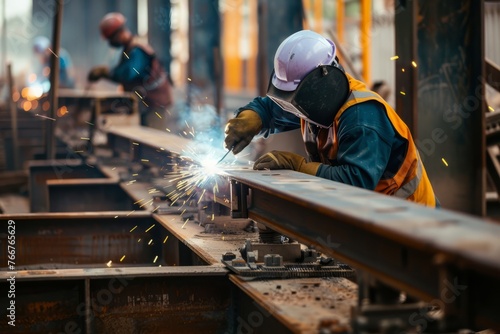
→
(224, 30, 438, 207)
(87, 12, 173, 129)
(32, 35, 75, 90)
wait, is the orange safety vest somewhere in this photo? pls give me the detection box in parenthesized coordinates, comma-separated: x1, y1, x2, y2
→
(301, 73, 437, 207)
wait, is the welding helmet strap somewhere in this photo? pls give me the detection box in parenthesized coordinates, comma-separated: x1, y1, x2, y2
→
(267, 65, 350, 128)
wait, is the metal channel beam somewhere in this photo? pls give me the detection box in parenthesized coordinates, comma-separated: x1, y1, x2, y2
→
(222, 169, 500, 330)
(0, 267, 229, 334)
(0, 212, 207, 268)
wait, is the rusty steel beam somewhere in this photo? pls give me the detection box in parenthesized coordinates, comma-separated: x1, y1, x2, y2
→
(0, 267, 229, 333)
(220, 168, 500, 330)
(0, 212, 208, 269)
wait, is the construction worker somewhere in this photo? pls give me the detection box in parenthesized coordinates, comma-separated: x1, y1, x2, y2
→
(224, 30, 438, 207)
(88, 12, 173, 129)
(32, 36, 75, 90)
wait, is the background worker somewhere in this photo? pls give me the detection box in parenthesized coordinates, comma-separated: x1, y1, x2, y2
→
(87, 12, 173, 129)
(32, 35, 75, 90)
(224, 30, 438, 207)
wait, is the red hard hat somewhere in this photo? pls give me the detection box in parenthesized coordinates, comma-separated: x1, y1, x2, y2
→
(99, 12, 126, 39)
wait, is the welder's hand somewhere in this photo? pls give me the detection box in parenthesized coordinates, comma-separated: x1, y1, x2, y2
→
(224, 110, 262, 155)
(253, 150, 321, 176)
(87, 66, 109, 82)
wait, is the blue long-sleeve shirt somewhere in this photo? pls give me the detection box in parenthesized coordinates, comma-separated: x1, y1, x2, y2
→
(109, 47, 152, 84)
(239, 96, 407, 190)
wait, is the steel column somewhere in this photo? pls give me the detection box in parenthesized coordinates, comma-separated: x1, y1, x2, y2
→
(395, 0, 418, 137)
(416, 0, 485, 215)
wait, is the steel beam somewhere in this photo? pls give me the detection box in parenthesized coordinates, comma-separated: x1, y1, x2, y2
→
(0, 267, 229, 333)
(221, 168, 500, 330)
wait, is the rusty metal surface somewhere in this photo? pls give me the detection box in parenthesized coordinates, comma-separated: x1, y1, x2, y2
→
(230, 275, 357, 334)
(154, 213, 258, 266)
(221, 168, 500, 330)
(0, 267, 230, 334)
(0, 212, 207, 269)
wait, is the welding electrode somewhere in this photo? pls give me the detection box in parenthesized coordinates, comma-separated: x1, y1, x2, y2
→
(217, 146, 234, 164)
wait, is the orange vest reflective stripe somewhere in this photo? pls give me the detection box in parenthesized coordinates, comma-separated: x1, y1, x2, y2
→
(301, 73, 437, 207)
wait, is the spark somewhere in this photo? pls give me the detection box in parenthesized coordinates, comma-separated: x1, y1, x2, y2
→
(400, 91, 406, 95)
(85, 121, 94, 126)
(141, 159, 149, 162)
(181, 218, 189, 229)
(148, 239, 153, 245)
(47, 48, 59, 58)
(390, 55, 399, 60)
(35, 114, 56, 121)
(489, 105, 495, 112)
(127, 210, 135, 216)
(133, 142, 140, 146)
(132, 173, 138, 176)
(163, 236, 169, 243)
(197, 189, 206, 204)
(120, 255, 126, 262)
(130, 225, 138, 232)
(442, 158, 449, 167)
(135, 91, 143, 99)
(142, 100, 149, 107)
(133, 67, 140, 74)
(153, 255, 158, 263)
(187, 77, 192, 81)
(212, 213, 215, 221)
(140, 199, 153, 208)
(86, 164, 94, 168)
(166, 128, 171, 132)
(138, 238, 142, 242)
(155, 112, 162, 119)
(114, 215, 118, 218)
(74, 150, 83, 153)
(152, 206, 160, 212)
(411, 61, 417, 68)
(145, 224, 155, 232)
(123, 51, 129, 59)
(106, 260, 112, 267)
(402, 68, 405, 72)
(81, 137, 90, 140)
(112, 167, 116, 170)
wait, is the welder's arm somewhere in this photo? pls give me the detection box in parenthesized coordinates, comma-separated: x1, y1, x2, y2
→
(224, 110, 263, 154)
(225, 96, 301, 154)
(315, 104, 394, 190)
(109, 48, 151, 83)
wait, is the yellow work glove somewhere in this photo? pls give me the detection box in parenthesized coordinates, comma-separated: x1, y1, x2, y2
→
(224, 110, 262, 155)
(87, 66, 110, 82)
(253, 150, 321, 176)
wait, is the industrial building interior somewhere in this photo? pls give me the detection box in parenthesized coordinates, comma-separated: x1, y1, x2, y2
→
(1, 0, 500, 333)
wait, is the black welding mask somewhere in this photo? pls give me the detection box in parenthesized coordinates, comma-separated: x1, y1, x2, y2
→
(267, 65, 350, 128)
